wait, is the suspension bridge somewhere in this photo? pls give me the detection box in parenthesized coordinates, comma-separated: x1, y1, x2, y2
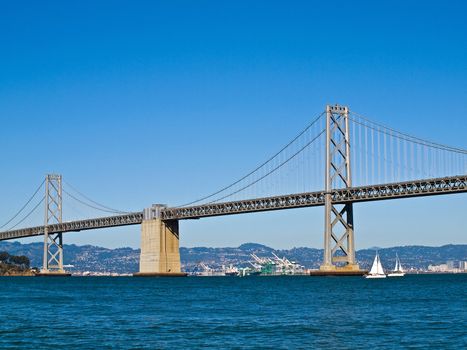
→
(0, 105, 466, 276)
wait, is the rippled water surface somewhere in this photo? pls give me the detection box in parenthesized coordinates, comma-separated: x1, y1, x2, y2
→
(0, 274, 465, 349)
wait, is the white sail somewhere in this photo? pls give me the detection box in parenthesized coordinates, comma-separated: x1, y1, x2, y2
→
(376, 255, 385, 275)
(393, 254, 404, 272)
(369, 253, 385, 274)
(397, 256, 404, 272)
(366, 252, 387, 278)
(369, 255, 380, 274)
(388, 254, 405, 277)
(367, 252, 386, 276)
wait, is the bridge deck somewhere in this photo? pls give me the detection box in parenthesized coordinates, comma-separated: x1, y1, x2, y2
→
(0, 175, 466, 241)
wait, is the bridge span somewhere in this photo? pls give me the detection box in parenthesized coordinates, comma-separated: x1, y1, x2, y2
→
(1, 175, 465, 240)
(0, 104, 466, 276)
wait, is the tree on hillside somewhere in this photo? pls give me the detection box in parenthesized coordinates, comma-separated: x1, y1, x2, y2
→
(9, 255, 30, 268)
(0, 251, 10, 262)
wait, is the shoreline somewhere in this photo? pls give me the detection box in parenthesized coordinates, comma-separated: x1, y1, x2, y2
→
(1, 271, 466, 277)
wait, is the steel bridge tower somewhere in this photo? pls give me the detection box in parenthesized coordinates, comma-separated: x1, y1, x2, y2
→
(40, 174, 66, 274)
(320, 105, 360, 272)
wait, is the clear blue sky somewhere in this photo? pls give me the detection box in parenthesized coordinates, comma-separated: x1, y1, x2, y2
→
(0, 1, 466, 249)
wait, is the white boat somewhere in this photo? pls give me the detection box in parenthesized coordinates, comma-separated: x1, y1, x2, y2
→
(387, 254, 405, 277)
(224, 264, 239, 276)
(365, 252, 386, 279)
(196, 263, 225, 276)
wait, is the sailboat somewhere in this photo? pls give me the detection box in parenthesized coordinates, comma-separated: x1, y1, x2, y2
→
(387, 254, 405, 277)
(365, 252, 386, 279)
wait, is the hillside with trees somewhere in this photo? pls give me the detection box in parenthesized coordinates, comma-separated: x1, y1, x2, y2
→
(0, 241, 465, 274)
(0, 251, 34, 276)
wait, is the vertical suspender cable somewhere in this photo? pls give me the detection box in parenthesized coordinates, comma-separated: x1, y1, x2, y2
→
(365, 121, 368, 185)
(383, 130, 387, 183)
(370, 128, 376, 184)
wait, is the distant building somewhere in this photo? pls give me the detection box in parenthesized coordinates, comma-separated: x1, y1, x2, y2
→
(428, 264, 449, 272)
(428, 261, 467, 273)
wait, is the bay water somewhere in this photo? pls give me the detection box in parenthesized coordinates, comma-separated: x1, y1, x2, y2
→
(0, 274, 465, 349)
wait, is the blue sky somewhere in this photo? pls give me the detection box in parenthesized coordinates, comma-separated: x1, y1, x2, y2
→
(0, 1, 466, 249)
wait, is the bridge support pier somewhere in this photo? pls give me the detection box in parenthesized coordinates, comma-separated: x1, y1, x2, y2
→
(134, 205, 186, 277)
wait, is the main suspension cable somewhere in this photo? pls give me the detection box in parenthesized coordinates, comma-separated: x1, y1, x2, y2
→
(178, 111, 325, 207)
(63, 180, 128, 214)
(206, 129, 326, 204)
(349, 111, 467, 155)
(62, 188, 127, 214)
(0, 179, 45, 229)
(6, 196, 45, 231)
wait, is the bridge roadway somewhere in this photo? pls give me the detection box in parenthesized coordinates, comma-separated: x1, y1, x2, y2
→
(0, 175, 466, 241)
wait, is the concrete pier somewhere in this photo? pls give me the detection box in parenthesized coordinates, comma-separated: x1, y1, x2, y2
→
(35, 271, 71, 277)
(310, 269, 367, 277)
(134, 205, 186, 277)
(316, 263, 366, 276)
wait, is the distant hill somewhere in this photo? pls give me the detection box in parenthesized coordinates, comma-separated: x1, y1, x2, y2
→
(356, 245, 467, 271)
(0, 241, 465, 273)
(0, 242, 139, 274)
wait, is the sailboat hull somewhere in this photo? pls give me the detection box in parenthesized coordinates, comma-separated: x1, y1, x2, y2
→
(387, 272, 405, 277)
(365, 274, 386, 279)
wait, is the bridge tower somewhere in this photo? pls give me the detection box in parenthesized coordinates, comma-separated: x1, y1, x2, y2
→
(38, 174, 69, 276)
(320, 105, 361, 273)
